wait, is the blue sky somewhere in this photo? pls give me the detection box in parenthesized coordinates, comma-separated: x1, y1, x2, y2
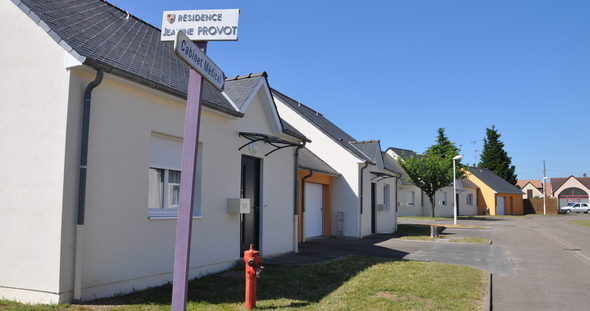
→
(110, 0, 590, 180)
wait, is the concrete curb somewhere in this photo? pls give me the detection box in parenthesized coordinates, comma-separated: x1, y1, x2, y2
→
(487, 272, 493, 311)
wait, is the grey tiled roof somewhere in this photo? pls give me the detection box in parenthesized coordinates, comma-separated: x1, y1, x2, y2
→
(387, 147, 418, 158)
(15, 0, 307, 141)
(271, 88, 372, 163)
(225, 74, 265, 110)
(350, 140, 381, 163)
(382, 152, 402, 175)
(17, 0, 238, 116)
(467, 167, 522, 194)
(460, 178, 479, 189)
(298, 148, 339, 176)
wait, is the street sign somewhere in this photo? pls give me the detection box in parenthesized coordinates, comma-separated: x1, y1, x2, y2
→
(174, 31, 225, 91)
(162, 9, 240, 41)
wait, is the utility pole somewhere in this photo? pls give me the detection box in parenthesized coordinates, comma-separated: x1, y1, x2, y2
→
(543, 160, 547, 215)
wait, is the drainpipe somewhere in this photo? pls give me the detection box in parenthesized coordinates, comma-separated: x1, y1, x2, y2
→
(74, 68, 104, 302)
(301, 169, 314, 242)
(394, 175, 399, 232)
(293, 144, 305, 253)
(359, 162, 369, 237)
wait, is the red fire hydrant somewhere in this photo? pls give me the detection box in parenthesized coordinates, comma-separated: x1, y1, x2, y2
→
(244, 244, 263, 309)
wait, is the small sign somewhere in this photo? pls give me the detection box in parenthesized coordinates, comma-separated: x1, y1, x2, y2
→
(162, 9, 240, 41)
(174, 31, 225, 91)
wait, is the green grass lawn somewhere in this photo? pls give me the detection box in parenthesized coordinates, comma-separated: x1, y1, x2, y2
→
(569, 220, 590, 228)
(396, 224, 491, 244)
(0, 256, 487, 311)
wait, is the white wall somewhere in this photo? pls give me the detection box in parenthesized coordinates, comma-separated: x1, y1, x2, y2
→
(62, 70, 296, 301)
(422, 187, 478, 217)
(359, 165, 397, 236)
(0, 1, 72, 304)
(521, 183, 543, 199)
(274, 97, 362, 237)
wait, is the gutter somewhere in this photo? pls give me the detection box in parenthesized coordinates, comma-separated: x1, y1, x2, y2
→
(359, 162, 370, 237)
(84, 59, 244, 118)
(74, 68, 104, 302)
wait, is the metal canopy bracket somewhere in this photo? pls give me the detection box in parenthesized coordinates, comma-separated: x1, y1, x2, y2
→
(239, 132, 303, 156)
(370, 171, 397, 183)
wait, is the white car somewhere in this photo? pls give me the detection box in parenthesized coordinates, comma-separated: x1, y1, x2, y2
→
(559, 203, 590, 214)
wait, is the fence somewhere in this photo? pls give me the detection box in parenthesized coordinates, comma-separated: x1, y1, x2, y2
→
(523, 197, 558, 214)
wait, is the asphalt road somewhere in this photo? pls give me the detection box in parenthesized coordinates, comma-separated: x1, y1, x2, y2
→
(400, 214, 590, 310)
(272, 215, 590, 310)
(489, 214, 590, 311)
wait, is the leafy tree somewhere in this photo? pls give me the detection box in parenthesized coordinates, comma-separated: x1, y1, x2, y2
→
(398, 128, 463, 237)
(478, 126, 517, 185)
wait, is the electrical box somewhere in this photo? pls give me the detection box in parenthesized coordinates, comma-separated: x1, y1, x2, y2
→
(376, 204, 386, 211)
(228, 198, 250, 214)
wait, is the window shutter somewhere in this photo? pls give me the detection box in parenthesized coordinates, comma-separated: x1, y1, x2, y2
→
(150, 135, 183, 170)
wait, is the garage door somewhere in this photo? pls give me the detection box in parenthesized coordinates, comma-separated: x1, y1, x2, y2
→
(497, 196, 505, 215)
(304, 183, 323, 239)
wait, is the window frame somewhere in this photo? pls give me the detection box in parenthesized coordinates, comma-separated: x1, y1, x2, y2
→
(148, 134, 203, 220)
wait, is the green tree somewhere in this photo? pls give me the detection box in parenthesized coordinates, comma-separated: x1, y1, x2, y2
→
(426, 128, 461, 159)
(478, 126, 517, 185)
(398, 128, 463, 237)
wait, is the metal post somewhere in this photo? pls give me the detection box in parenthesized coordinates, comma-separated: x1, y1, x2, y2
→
(452, 154, 462, 225)
(453, 158, 457, 225)
(171, 41, 207, 311)
(543, 160, 547, 215)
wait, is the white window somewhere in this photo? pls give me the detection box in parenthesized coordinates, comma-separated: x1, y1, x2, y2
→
(405, 191, 415, 206)
(383, 184, 390, 210)
(148, 134, 202, 218)
(467, 193, 473, 206)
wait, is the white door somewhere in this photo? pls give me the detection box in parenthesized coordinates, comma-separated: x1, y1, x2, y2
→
(304, 183, 323, 239)
(496, 196, 505, 215)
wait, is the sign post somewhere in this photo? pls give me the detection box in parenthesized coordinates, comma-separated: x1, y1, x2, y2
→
(163, 9, 239, 311)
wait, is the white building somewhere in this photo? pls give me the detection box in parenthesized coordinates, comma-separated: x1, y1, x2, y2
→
(273, 90, 400, 238)
(0, 0, 306, 303)
(385, 148, 479, 217)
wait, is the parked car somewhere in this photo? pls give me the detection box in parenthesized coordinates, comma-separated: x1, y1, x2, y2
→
(559, 202, 590, 214)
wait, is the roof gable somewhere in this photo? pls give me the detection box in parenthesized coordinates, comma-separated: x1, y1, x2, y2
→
(271, 88, 371, 163)
(551, 176, 590, 195)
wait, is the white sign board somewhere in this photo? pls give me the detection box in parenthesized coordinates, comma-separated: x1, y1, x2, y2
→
(162, 9, 239, 41)
(174, 31, 225, 91)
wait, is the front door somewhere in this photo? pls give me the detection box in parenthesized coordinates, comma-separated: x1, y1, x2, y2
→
(304, 183, 323, 239)
(496, 196, 505, 215)
(241, 155, 261, 255)
(371, 183, 376, 234)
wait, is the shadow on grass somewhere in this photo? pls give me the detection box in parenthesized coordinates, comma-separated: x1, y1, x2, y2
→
(85, 256, 398, 309)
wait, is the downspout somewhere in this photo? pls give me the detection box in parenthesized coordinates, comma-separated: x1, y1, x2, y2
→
(394, 175, 399, 232)
(301, 169, 314, 242)
(293, 144, 305, 253)
(74, 68, 104, 302)
(359, 162, 369, 237)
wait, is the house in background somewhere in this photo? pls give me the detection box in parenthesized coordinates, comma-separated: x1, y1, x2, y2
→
(516, 180, 551, 199)
(385, 148, 479, 217)
(273, 89, 400, 238)
(0, 0, 306, 303)
(550, 176, 590, 207)
(465, 167, 524, 215)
